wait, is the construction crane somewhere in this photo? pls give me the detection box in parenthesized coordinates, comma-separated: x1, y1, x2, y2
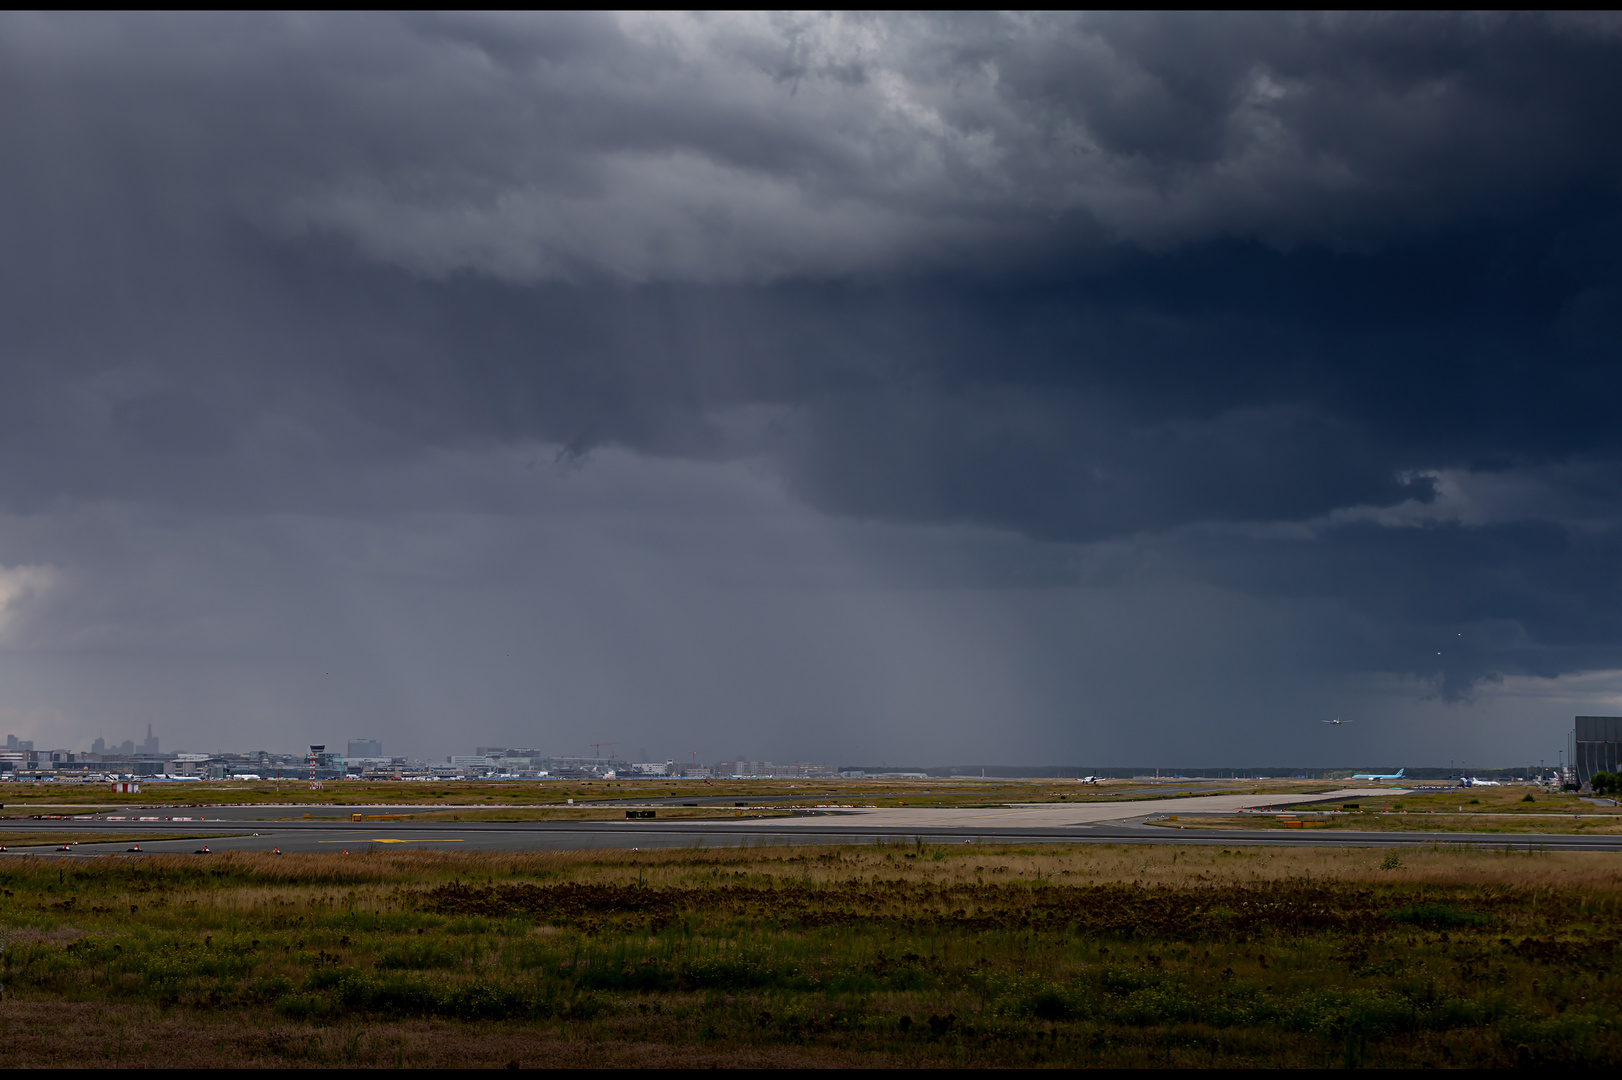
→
(590, 741, 617, 759)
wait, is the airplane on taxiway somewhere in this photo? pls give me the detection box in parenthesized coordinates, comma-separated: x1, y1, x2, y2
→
(1352, 767, 1405, 780)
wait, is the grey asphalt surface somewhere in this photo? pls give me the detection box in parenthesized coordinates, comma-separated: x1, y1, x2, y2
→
(2, 814, 1620, 858)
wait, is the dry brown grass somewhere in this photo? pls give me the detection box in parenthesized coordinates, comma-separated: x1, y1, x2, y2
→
(0, 832, 234, 849)
(0, 998, 1484, 1069)
(1343, 788, 1597, 815)
(37, 839, 1621, 909)
(0, 1001, 902, 1068)
(394, 806, 796, 822)
(1152, 812, 1622, 834)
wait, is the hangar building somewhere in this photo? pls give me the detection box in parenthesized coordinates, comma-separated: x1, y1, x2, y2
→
(1573, 716, 1622, 788)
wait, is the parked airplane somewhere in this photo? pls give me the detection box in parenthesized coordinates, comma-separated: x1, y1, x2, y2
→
(1351, 767, 1405, 780)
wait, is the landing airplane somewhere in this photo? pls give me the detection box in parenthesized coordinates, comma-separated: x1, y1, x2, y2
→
(1352, 767, 1405, 780)
(1321, 717, 1353, 725)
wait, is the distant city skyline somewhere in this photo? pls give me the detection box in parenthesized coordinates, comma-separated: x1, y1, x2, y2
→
(0, 720, 1583, 783)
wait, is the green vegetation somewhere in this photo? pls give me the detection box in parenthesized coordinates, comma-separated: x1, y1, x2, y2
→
(355, 806, 795, 823)
(0, 844, 1617, 1066)
(0, 832, 231, 849)
(1148, 786, 1622, 835)
(1387, 902, 1490, 929)
(1154, 811, 1622, 834)
(1337, 787, 1590, 815)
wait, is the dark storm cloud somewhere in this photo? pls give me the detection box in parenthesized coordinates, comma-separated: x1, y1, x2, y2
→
(7, 13, 1621, 277)
(1, 12, 1620, 751)
(1177, 517, 1622, 701)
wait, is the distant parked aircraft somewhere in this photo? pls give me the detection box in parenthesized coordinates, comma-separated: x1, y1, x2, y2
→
(1352, 767, 1405, 780)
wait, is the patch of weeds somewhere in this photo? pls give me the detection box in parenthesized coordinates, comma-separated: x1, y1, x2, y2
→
(372, 941, 463, 970)
(1388, 902, 1489, 929)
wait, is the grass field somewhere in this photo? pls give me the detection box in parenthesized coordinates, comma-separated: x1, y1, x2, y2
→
(0, 833, 233, 850)
(1333, 788, 1613, 816)
(1135, 788, 1622, 834)
(1157, 814, 1622, 834)
(1154, 812, 1622, 834)
(0, 842, 1616, 1067)
(352, 806, 799, 823)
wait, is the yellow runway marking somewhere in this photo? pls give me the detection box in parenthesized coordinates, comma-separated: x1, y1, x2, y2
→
(316, 839, 464, 844)
(372, 838, 464, 843)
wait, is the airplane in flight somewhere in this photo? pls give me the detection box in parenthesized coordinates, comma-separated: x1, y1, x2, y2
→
(1352, 767, 1405, 780)
(1321, 717, 1353, 725)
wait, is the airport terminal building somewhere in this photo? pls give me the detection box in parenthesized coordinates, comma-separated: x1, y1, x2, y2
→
(1573, 716, 1622, 788)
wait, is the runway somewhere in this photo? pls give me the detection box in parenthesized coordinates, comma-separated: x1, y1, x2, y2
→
(737, 787, 1407, 829)
(4, 788, 1620, 855)
(4, 819, 1619, 856)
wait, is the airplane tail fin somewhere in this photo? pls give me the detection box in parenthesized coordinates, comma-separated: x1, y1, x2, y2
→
(1396, 768, 1404, 778)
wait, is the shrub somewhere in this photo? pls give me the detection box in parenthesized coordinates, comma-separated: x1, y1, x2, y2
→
(1388, 903, 1489, 929)
(249, 974, 294, 1002)
(1030, 986, 1079, 1021)
(373, 941, 462, 970)
(276, 993, 326, 1021)
(298, 968, 550, 1020)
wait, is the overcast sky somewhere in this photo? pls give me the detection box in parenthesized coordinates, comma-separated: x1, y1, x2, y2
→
(1, 12, 1619, 767)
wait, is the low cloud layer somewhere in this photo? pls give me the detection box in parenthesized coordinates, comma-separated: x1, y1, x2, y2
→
(0, 13, 1618, 763)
